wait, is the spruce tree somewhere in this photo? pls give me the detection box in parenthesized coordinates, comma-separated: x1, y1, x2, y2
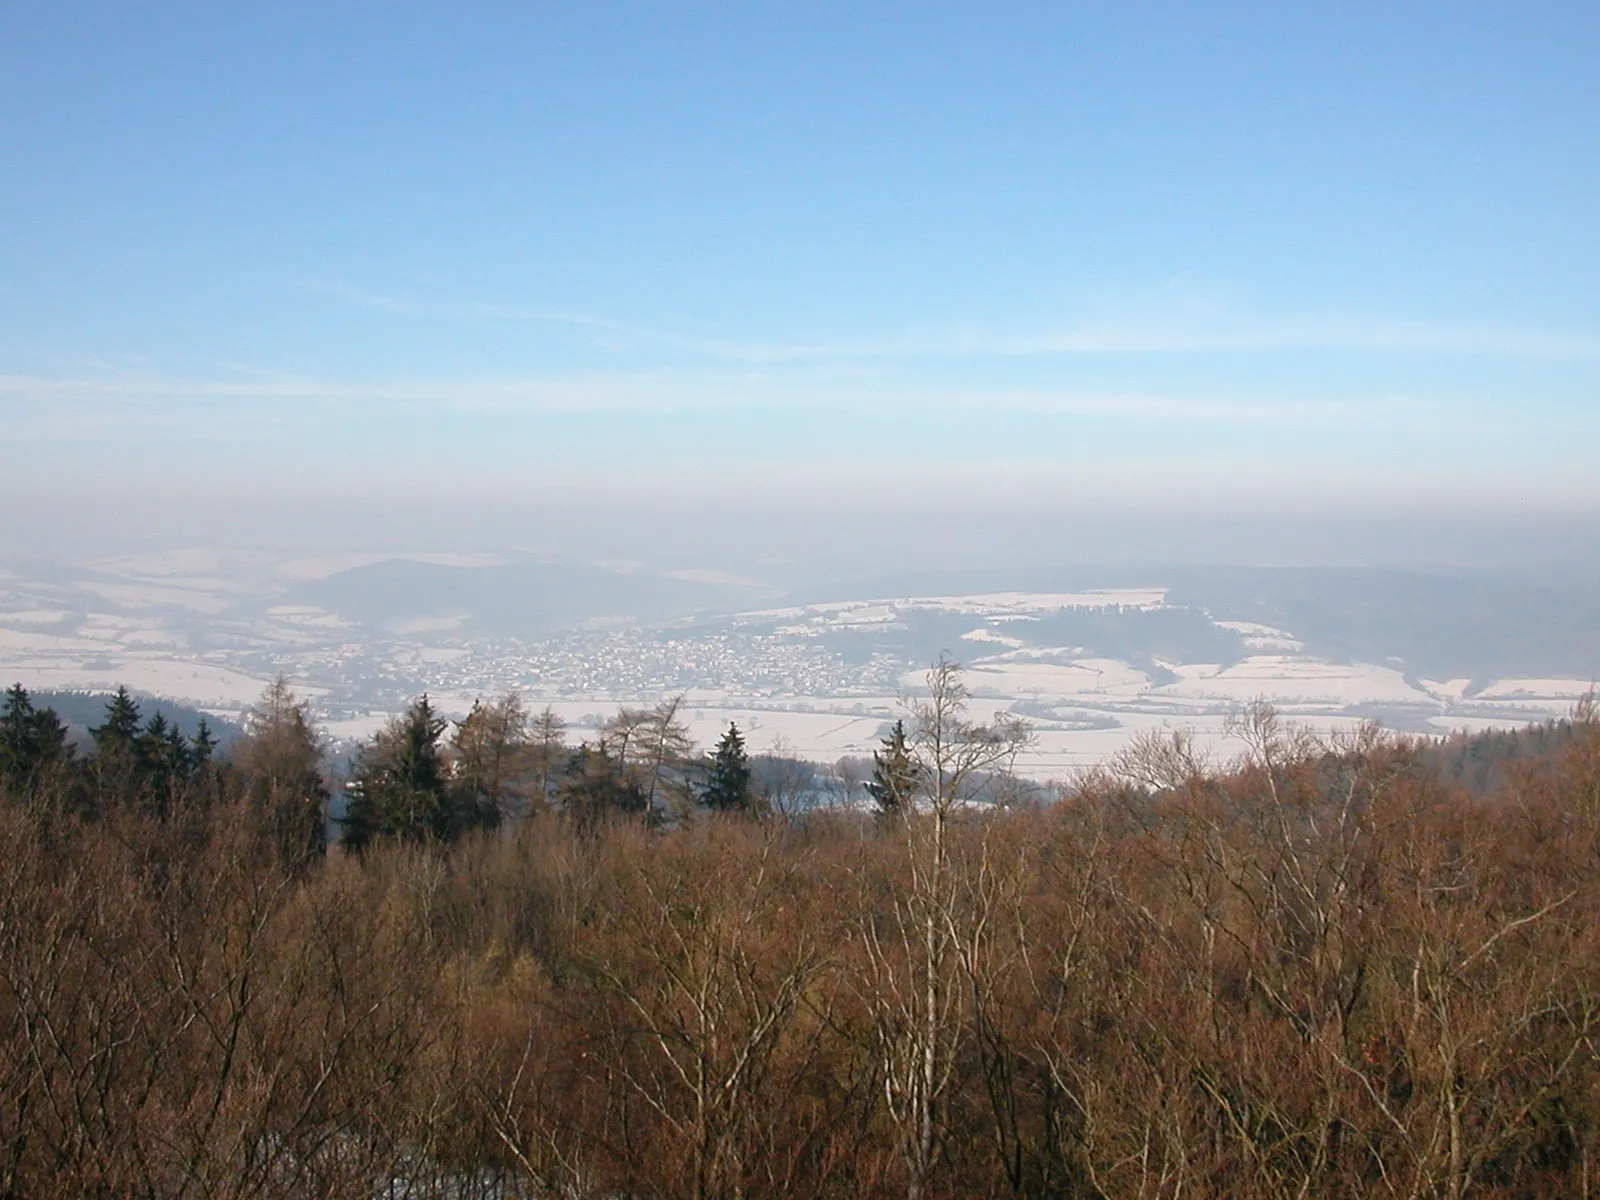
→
(30, 704, 71, 775)
(0, 683, 38, 787)
(0, 684, 73, 806)
(867, 718, 919, 816)
(702, 722, 753, 813)
(92, 686, 142, 755)
(128, 712, 206, 818)
(341, 695, 455, 850)
(137, 713, 177, 789)
(89, 686, 144, 811)
(190, 718, 217, 769)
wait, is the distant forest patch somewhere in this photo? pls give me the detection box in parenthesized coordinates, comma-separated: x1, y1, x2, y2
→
(23, 690, 242, 746)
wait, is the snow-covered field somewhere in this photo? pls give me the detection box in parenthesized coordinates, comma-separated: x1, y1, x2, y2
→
(948, 656, 1153, 701)
(0, 657, 276, 708)
(1156, 657, 1425, 707)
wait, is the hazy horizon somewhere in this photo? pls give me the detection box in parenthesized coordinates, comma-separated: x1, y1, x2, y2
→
(6, 497, 1600, 584)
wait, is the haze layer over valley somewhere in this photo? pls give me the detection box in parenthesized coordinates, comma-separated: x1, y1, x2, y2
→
(3, 547, 1593, 777)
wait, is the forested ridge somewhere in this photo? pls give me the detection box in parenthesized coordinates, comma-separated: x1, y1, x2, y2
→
(3, 672, 1600, 1198)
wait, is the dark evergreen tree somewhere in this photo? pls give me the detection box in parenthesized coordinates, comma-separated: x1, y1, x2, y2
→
(0, 684, 72, 797)
(340, 695, 491, 850)
(92, 686, 142, 756)
(867, 719, 919, 816)
(1, 684, 75, 821)
(0, 683, 39, 791)
(338, 777, 380, 854)
(0, 683, 35, 751)
(88, 686, 145, 811)
(30, 702, 71, 776)
(136, 713, 184, 812)
(702, 722, 753, 813)
(191, 718, 217, 769)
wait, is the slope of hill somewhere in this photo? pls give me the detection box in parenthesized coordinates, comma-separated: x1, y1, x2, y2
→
(278, 558, 769, 638)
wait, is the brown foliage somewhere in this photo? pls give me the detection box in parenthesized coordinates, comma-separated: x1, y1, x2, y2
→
(5, 709, 1600, 1197)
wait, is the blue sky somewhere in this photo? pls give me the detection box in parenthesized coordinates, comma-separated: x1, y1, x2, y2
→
(2, 2, 1597, 550)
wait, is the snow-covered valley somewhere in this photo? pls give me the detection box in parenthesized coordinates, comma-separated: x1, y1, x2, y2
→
(1, 551, 1593, 777)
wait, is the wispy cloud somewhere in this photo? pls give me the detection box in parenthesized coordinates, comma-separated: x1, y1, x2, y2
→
(473, 305, 1600, 363)
(299, 279, 410, 312)
(984, 317, 1600, 359)
(300, 278, 1600, 363)
(0, 370, 1430, 428)
(469, 302, 820, 360)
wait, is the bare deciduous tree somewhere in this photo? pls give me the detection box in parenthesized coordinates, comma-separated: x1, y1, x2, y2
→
(859, 657, 1032, 1200)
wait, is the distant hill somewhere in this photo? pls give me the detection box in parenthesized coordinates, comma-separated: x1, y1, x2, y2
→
(1165, 567, 1600, 682)
(733, 604, 1248, 671)
(787, 565, 1600, 684)
(279, 558, 770, 638)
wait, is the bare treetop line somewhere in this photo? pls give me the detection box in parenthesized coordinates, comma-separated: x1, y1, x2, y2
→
(2, 658, 1044, 850)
